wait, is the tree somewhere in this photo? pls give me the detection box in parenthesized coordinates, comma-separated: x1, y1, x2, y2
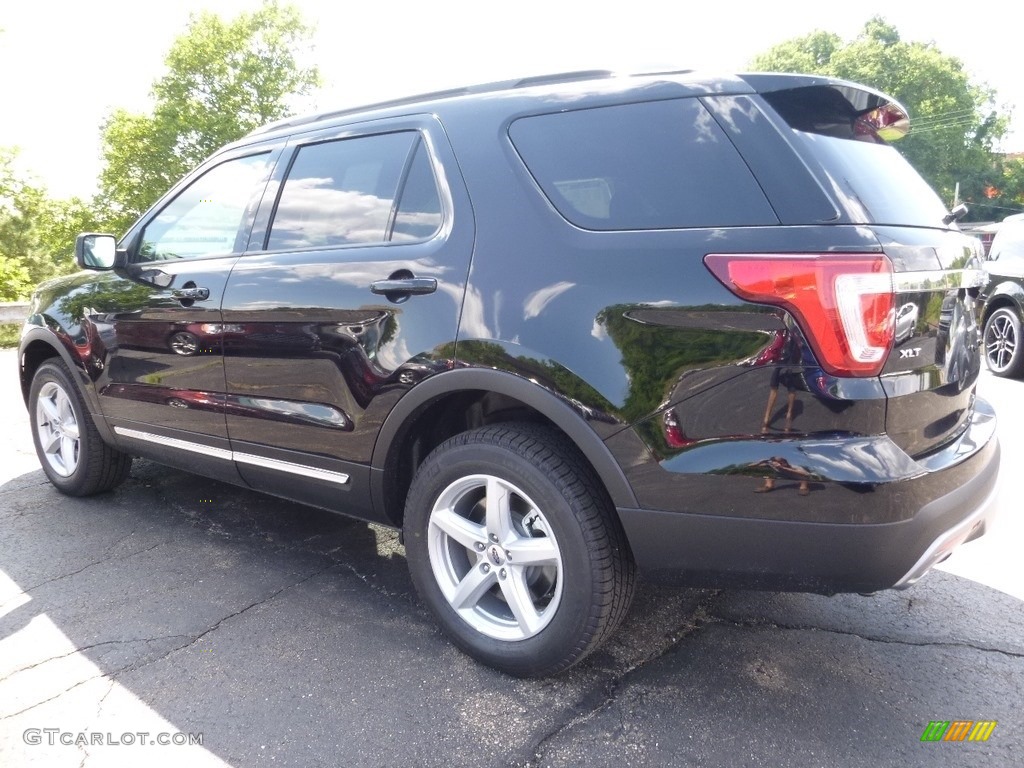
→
(751, 17, 1009, 219)
(0, 148, 108, 299)
(1, 148, 55, 297)
(98, 0, 320, 234)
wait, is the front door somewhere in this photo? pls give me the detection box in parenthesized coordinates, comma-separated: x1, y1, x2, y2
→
(96, 147, 279, 478)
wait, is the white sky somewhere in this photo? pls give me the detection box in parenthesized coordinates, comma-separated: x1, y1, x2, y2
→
(2, 0, 1021, 199)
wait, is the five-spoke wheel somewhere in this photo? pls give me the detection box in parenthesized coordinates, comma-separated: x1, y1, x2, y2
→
(35, 379, 81, 477)
(427, 474, 563, 641)
(29, 360, 132, 495)
(404, 424, 635, 677)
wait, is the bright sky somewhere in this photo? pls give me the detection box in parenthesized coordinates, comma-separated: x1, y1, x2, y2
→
(2, 0, 1021, 199)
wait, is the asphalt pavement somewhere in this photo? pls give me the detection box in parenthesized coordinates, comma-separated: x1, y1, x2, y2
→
(1, 347, 1021, 767)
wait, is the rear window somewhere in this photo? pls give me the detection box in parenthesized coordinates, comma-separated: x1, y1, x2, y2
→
(509, 99, 777, 230)
(795, 132, 949, 226)
(762, 85, 950, 227)
(990, 220, 1024, 266)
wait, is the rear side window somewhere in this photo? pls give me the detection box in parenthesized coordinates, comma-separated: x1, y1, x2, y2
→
(267, 131, 441, 250)
(509, 99, 777, 230)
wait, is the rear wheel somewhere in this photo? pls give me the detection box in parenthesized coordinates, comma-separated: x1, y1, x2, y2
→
(983, 306, 1024, 377)
(29, 360, 132, 495)
(403, 423, 635, 677)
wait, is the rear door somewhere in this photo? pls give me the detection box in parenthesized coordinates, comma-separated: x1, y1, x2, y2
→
(220, 115, 475, 519)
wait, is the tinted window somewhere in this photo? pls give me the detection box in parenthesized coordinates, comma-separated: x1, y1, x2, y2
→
(391, 139, 443, 242)
(990, 221, 1024, 268)
(509, 99, 776, 230)
(267, 132, 423, 250)
(139, 153, 271, 261)
(795, 132, 949, 226)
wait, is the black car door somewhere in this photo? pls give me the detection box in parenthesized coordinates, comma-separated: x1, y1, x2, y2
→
(94, 144, 281, 479)
(219, 116, 475, 519)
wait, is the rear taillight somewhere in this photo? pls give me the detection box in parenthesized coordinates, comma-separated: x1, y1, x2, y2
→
(704, 253, 895, 377)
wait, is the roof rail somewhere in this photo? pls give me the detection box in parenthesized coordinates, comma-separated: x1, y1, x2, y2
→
(245, 70, 618, 138)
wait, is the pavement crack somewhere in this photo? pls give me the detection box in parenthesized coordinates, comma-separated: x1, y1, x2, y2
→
(335, 561, 404, 600)
(0, 565, 336, 720)
(8, 539, 164, 600)
(0, 480, 51, 498)
(706, 614, 1024, 659)
(525, 591, 722, 768)
(1, 635, 195, 681)
(137, 562, 340, 662)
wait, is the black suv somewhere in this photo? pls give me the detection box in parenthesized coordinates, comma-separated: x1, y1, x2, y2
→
(18, 71, 1000, 677)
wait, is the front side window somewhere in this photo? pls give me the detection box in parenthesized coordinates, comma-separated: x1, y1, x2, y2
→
(267, 131, 441, 251)
(139, 153, 271, 262)
(509, 99, 777, 230)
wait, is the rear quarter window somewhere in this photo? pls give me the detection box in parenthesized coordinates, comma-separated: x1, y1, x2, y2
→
(509, 99, 777, 230)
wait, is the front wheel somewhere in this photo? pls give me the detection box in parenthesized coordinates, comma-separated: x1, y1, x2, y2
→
(983, 306, 1024, 377)
(403, 424, 635, 677)
(29, 359, 132, 495)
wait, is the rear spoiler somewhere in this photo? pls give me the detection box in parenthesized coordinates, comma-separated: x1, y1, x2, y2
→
(740, 73, 910, 142)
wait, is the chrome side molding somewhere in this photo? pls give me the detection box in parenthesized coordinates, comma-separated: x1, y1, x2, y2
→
(114, 427, 351, 485)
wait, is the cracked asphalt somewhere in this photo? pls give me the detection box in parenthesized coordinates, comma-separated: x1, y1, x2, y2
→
(1, 347, 1021, 767)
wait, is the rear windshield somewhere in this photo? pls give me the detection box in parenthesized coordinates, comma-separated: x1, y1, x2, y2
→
(761, 84, 949, 227)
(990, 221, 1024, 263)
(795, 131, 950, 227)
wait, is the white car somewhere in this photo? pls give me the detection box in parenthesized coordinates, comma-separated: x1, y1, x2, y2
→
(895, 302, 919, 344)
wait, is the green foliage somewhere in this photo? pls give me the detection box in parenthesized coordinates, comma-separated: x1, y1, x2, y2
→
(0, 255, 32, 301)
(986, 156, 1024, 212)
(0, 324, 20, 349)
(98, 0, 320, 234)
(1, 147, 101, 298)
(751, 17, 1010, 219)
(1, 2, 320, 301)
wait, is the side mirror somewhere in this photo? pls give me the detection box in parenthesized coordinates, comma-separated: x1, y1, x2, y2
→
(75, 233, 123, 270)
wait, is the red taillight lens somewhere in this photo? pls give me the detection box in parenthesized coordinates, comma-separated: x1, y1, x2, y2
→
(704, 253, 895, 377)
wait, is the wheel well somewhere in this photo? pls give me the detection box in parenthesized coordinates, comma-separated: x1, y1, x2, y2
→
(380, 390, 597, 527)
(18, 340, 60, 405)
(982, 296, 1019, 325)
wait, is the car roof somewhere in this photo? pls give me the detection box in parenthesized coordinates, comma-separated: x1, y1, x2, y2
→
(227, 69, 899, 151)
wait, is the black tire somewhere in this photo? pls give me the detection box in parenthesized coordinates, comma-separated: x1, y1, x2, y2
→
(983, 306, 1024, 377)
(403, 423, 636, 677)
(29, 359, 132, 495)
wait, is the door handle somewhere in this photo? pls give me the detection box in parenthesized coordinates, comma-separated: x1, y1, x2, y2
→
(370, 278, 437, 297)
(171, 287, 211, 301)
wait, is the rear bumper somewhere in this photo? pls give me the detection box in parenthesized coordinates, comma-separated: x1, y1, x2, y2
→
(617, 398, 1000, 594)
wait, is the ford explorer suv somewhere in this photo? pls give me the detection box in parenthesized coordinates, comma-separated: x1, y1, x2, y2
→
(19, 70, 1000, 677)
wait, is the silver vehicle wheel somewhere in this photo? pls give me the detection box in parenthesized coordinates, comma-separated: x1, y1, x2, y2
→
(404, 424, 636, 677)
(29, 359, 132, 496)
(983, 307, 1023, 376)
(427, 474, 563, 641)
(35, 380, 81, 477)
